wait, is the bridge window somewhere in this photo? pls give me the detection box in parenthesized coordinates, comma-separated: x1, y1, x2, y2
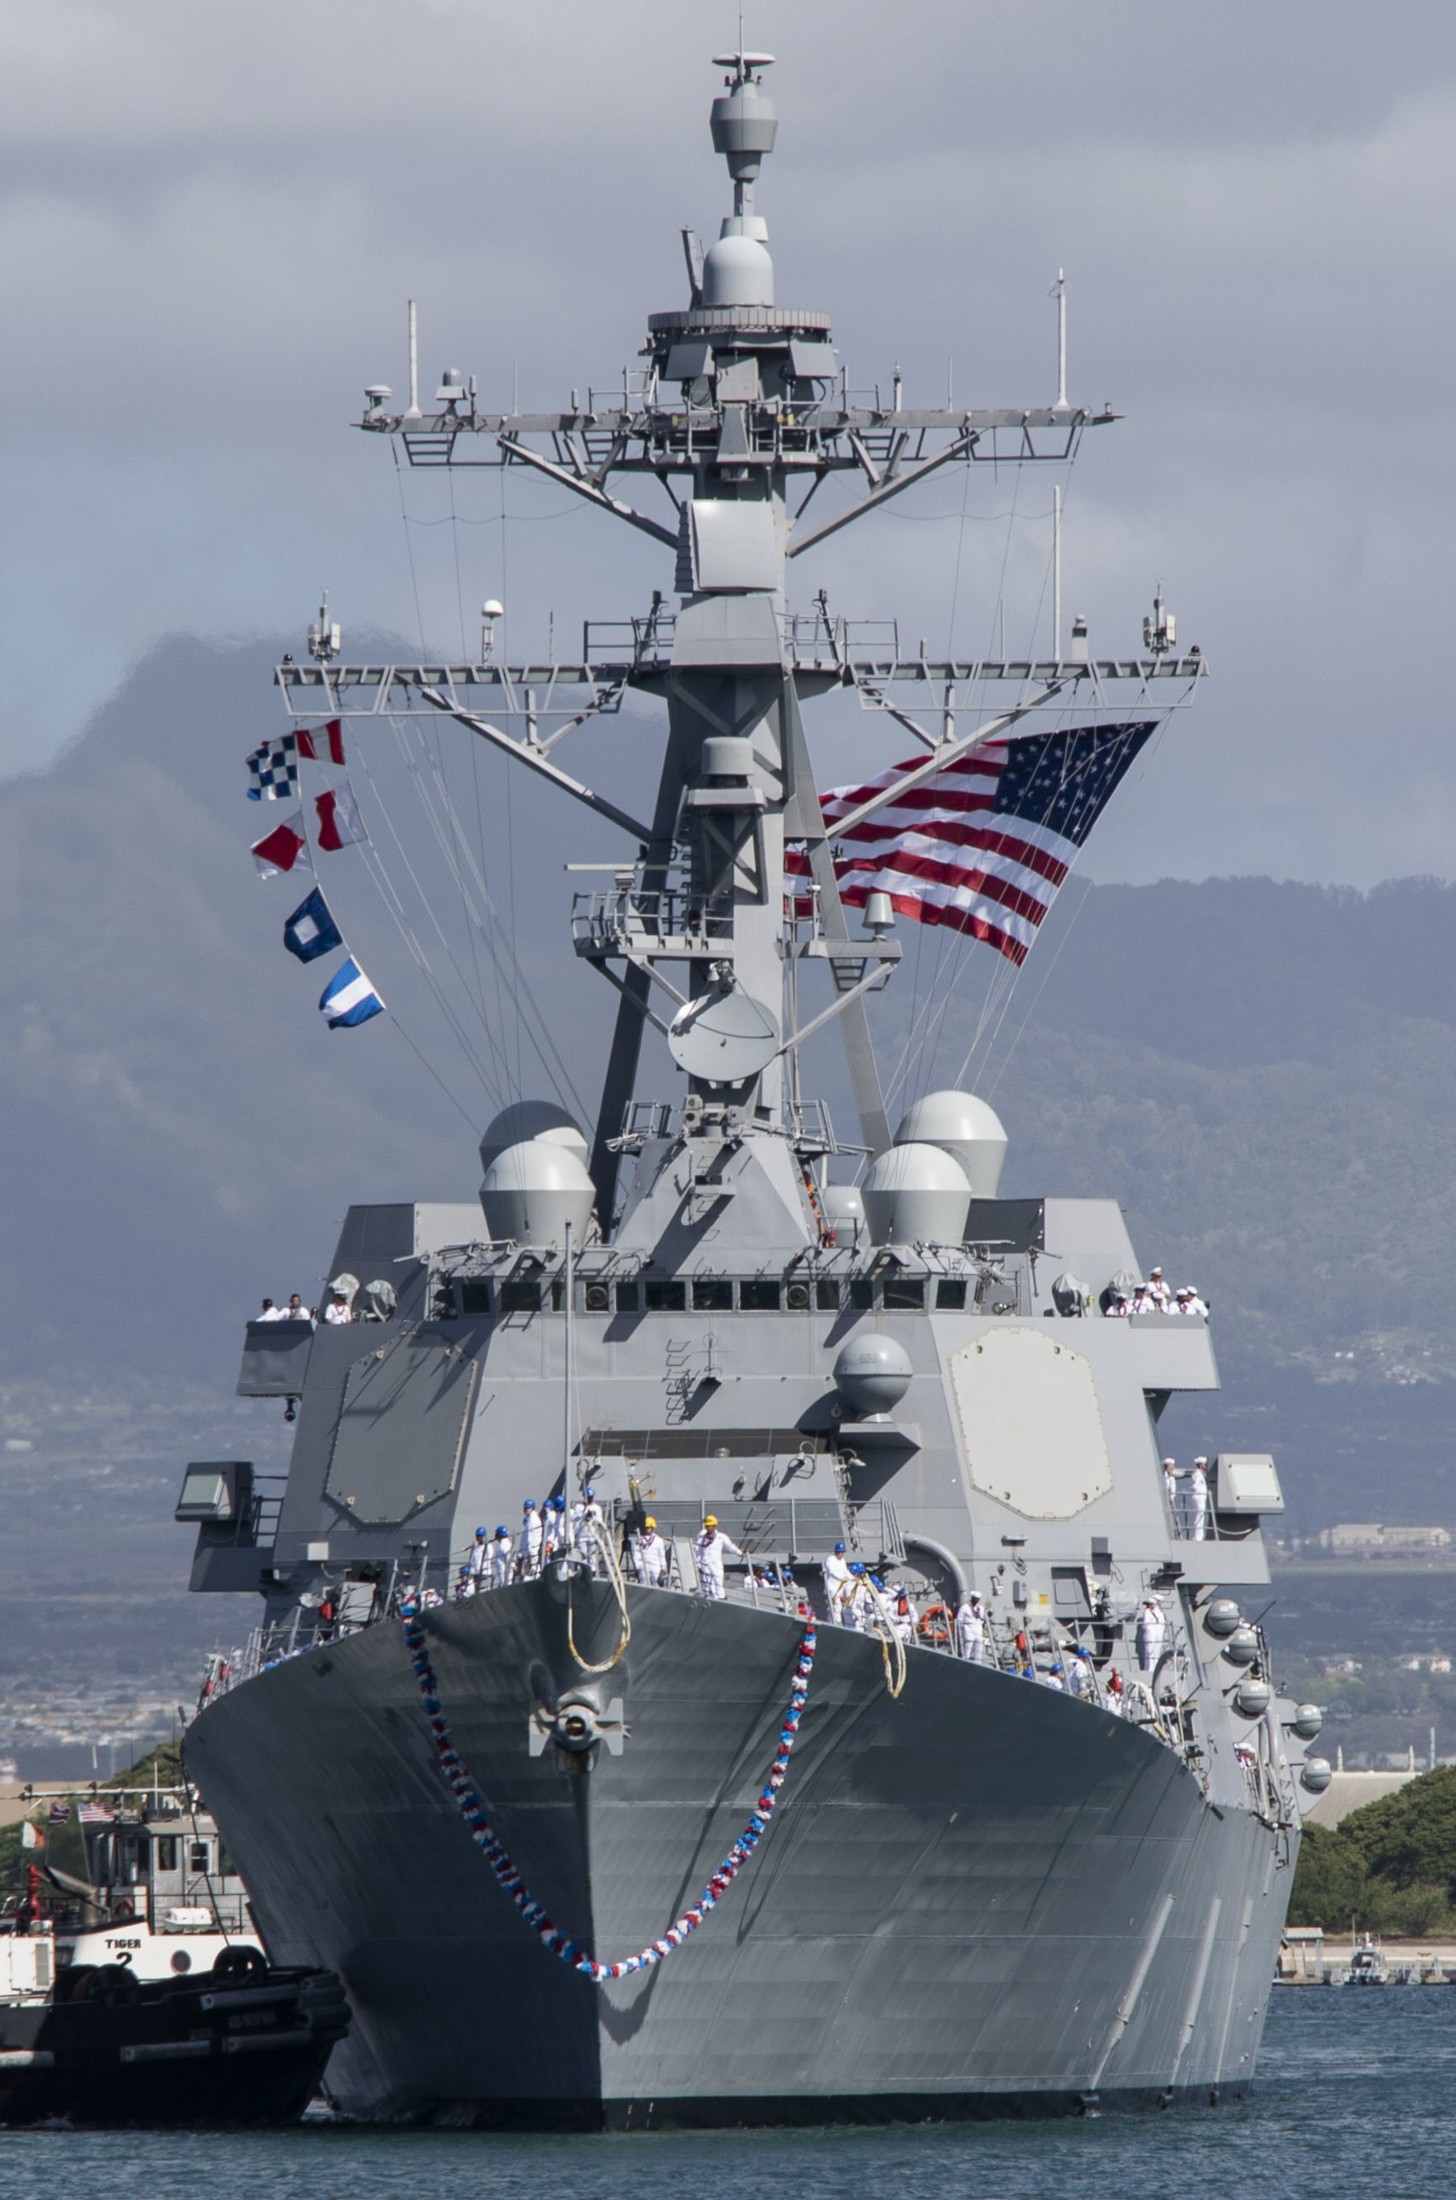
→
(740, 1279, 782, 1311)
(645, 1281, 687, 1312)
(935, 1279, 968, 1310)
(884, 1277, 925, 1311)
(615, 1281, 641, 1314)
(692, 1278, 733, 1311)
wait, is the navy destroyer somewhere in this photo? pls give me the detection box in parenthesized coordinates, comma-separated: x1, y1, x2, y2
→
(178, 50, 1331, 2125)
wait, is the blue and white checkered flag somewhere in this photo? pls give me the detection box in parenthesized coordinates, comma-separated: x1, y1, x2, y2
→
(247, 734, 301, 801)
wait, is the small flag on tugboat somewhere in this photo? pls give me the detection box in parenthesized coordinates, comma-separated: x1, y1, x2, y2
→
(251, 812, 312, 878)
(246, 735, 302, 802)
(314, 782, 367, 852)
(789, 720, 1158, 967)
(77, 1800, 115, 1825)
(319, 957, 385, 1028)
(20, 1821, 44, 1850)
(295, 718, 346, 766)
(48, 1800, 70, 1825)
(283, 887, 344, 965)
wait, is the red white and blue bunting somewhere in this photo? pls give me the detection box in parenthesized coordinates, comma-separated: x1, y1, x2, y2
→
(402, 1605, 817, 1985)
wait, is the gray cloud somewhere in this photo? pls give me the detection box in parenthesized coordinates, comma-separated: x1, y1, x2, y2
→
(2, 0, 1452, 880)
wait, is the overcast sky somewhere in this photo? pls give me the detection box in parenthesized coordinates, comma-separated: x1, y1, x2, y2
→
(2, 0, 1452, 882)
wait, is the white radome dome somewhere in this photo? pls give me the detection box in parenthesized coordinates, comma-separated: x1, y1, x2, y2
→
(893, 1089, 1008, 1198)
(478, 1100, 589, 1178)
(701, 233, 775, 308)
(480, 1141, 595, 1247)
(861, 1143, 972, 1247)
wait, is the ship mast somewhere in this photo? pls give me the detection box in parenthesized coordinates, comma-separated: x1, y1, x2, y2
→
(277, 50, 1204, 1238)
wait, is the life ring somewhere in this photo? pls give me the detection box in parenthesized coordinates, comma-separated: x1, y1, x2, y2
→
(917, 1602, 951, 1645)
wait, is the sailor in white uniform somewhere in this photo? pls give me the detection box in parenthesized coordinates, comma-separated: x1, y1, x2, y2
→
(1187, 1456, 1210, 1542)
(1139, 1595, 1167, 1671)
(632, 1516, 667, 1586)
(832, 1562, 862, 1630)
(571, 1488, 606, 1563)
(467, 1526, 490, 1586)
(515, 1500, 544, 1581)
(694, 1515, 743, 1600)
(1163, 1456, 1180, 1529)
(955, 1595, 985, 1663)
(489, 1525, 513, 1589)
(822, 1541, 851, 1624)
(1146, 1266, 1171, 1312)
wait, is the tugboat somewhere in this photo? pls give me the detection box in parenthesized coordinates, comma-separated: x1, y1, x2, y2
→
(0, 1857, 349, 2127)
(35, 1782, 264, 1983)
(176, 47, 1333, 2125)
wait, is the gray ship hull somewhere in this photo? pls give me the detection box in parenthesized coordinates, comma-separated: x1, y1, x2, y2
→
(187, 1582, 1286, 2125)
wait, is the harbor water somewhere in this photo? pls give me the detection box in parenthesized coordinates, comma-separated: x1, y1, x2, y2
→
(3, 1991, 1453, 2198)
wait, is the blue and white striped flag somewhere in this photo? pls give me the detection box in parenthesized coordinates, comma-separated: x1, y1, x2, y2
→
(319, 957, 385, 1029)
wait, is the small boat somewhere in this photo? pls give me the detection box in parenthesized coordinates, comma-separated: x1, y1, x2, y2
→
(0, 1788, 349, 2126)
(1342, 1937, 1389, 1986)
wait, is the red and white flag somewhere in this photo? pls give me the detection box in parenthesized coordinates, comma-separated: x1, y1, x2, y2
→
(251, 812, 312, 878)
(20, 1820, 44, 1850)
(295, 718, 346, 766)
(315, 782, 367, 852)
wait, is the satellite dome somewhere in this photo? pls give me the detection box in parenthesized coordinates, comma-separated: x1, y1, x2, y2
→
(702, 234, 774, 308)
(480, 1141, 595, 1247)
(833, 1333, 913, 1418)
(479, 1100, 589, 1177)
(893, 1090, 1008, 1198)
(820, 1185, 865, 1243)
(861, 1143, 971, 1247)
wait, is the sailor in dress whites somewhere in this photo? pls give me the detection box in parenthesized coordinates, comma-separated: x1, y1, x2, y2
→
(632, 1515, 668, 1586)
(1162, 1456, 1180, 1529)
(694, 1515, 743, 1600)
(955, 1595, 985, 1663)
(821, 1541, 851, 1623)
(489, 1525, 513, 1589)
(1146, 1266, 1171, 1312)
(571, 1487, 606, 1563)
(466, 1526, 490, 1587)
(1186, 1456, 1210, 1542)
(1136, 1596, 1167, 1675)
(515, 1500, 544, 1580)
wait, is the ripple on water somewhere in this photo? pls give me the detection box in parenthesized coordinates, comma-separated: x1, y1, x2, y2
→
(3, 1991, 1456, 2200)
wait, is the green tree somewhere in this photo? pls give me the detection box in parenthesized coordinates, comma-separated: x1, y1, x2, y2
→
(1288, 1823, 1370, 1929)
(1341, 1767, 1456, 1899)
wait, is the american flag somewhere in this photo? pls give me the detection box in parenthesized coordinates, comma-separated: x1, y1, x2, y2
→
(791, 720, 1157, 966)
(77, 1799, 115, 1825)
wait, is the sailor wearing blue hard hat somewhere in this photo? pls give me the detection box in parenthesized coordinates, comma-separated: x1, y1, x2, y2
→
(821, 1539, 852, 1625)
(515, 1501, 543, 1580)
